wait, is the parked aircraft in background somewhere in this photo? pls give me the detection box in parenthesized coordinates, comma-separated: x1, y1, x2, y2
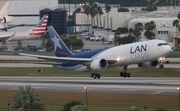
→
(0, 2, 25, 31)
(0, 14, 49, 41)
(18, 26, 172, 79)
(0, 2, 12, 24)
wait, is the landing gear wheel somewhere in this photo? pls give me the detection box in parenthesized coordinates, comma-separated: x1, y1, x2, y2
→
(120, 72, 130, 78)
(120, 72, 123, 77)
(127, 73, 130, 78)
(93, 75, 96, 79)
(123, 73, 127, 78)
(97, 74, 101, 79)
(159, 64, 164, 68)
(90, 73, 94, 78)
(119, 66, 131, 78)
(90, 73, 101, 79)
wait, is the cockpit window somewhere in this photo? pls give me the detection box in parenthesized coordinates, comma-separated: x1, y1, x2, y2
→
(158, 43, 169, 46)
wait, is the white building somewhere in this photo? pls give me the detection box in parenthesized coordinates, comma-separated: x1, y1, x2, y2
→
(76, 4, 180, 48)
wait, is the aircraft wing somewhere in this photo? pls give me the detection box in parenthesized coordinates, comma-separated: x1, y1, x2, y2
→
(18, 53, 120, 65)
(0, 24, 25, 31)
(19, 53, 93, 63)
(0, 30, 17, 39)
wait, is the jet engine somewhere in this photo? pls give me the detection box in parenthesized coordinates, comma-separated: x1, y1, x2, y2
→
(0, 16, 12, 23)
(90, 59, 108, 70)
(138, 60, 158, 68)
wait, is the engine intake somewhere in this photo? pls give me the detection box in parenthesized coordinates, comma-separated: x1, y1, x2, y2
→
(138, 60, 158, 68)
(90, 59, 108, 70)
(0, 16, 11, 23)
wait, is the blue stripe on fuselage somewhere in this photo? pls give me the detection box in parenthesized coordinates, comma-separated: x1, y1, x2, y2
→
(59, 47, 111, 68)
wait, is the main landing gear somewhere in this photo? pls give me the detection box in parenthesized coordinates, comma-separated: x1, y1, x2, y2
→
(90, 72, 101, 79)
(120, 65, 130, 78)
(90, 65, 131, 79)
(159, 62, 164, 68)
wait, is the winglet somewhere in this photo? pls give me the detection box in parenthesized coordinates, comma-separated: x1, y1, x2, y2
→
(47, 26, 72, 57)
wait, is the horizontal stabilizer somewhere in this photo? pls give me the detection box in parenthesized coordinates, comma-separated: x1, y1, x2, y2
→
(0, 24, 25, 31)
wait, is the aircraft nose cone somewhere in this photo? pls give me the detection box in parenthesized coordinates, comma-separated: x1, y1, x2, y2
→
(166, 45, 172, 55)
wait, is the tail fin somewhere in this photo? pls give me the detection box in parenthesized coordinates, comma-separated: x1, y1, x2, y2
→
(47, 26, 72, 57)
(0, 2, 10, 17)
(29, 14, 49, 36)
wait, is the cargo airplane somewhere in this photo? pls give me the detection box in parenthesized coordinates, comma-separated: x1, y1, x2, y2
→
(0, 14, 49, 42)
(18, 26, 172, 79)
(0, 2, 24, 31)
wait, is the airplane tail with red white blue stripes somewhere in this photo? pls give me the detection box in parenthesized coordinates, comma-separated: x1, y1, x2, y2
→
(29, 14, 49, 37)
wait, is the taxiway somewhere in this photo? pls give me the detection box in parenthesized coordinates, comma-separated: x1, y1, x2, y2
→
(0, 77, 179, 95)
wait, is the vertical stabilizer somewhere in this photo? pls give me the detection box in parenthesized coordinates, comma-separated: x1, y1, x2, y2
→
(47, 26, 72, 57)
(0, 2, 10, 17)
(29, 14, 49, 37)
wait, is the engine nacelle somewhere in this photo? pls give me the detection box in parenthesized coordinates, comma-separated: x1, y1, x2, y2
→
(90, 59, 108, 70)
(138, 60, 158, 68)
(0, 16, 12, 23)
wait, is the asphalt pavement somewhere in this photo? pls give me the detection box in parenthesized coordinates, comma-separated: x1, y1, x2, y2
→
(0, 77, 179, 95)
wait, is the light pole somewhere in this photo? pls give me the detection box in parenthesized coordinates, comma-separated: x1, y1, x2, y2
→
(84, 86, 88, 111)
(74, 0, 76, 37)
(144, 106, 147, 111)
(80, 3, 84, 32)
(177, 87, 180, 111)
(8, 103, 10, 111)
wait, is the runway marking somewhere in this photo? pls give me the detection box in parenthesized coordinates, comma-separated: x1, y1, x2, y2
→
(77, 88, 92, 93)
(151, 90, 165, 95)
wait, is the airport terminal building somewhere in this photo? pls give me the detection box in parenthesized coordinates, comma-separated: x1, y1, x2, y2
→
(76, 4, 180, 48)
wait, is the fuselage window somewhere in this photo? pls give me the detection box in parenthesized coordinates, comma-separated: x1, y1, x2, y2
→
(158, 43, 169, 46)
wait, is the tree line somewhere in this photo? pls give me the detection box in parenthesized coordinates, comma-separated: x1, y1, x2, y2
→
(58, 0, 172, 7)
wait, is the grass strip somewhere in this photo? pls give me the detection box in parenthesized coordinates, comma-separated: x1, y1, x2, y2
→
(0, 90, 178, 111)
(0, 67, 180, 77)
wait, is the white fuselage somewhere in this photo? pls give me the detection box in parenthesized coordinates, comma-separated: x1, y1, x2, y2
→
(0, 29, 42, 40)
(53, 40, 172, 72)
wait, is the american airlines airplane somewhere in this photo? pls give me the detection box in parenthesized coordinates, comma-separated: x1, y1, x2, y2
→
(0, 14, 49, 41)
(18, 26, 172, 79)
(0, 2, 24, 31)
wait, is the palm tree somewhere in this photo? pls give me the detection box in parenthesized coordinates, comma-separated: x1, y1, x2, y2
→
(97, 6, 104, 27)
(105, 4, 111, 32)
(133, 28, 142, 42)
(75, 7, 81, 13)
(133, 22, 144, 41)
(96, 6, 101, 30)
(173, 19, 179, 38)
(12, 85, 45, 111)
(129, 28, 134, 35)
(127, 106, 139, 111)
(144, 21, 156, 39)
(178, 12, 180, 20)
(71, 105, 87, 111)
(89, 2, 98, 28)
(98, 8, 104, 29)
(84, 5, 90, 30)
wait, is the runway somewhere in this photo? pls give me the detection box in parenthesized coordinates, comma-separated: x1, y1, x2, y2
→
(0, 56, 179, 95)
(0, 63, 179, 68)
(0, 77, 179, 95)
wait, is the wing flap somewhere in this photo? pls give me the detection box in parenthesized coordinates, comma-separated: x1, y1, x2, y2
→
(24, 62, 63, 65)
(19, 53, 93, 62)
